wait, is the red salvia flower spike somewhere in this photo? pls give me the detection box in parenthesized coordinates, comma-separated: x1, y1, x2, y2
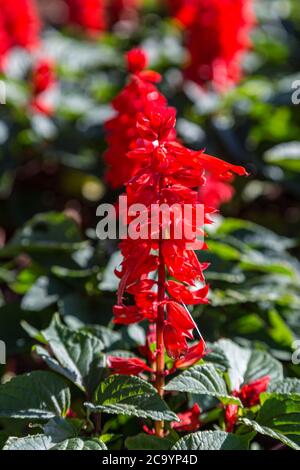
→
(106, 50, 247, 438)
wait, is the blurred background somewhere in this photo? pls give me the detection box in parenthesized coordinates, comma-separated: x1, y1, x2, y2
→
(0, 0, 300, 382)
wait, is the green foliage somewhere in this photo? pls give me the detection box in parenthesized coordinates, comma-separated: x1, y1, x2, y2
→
(241, 394, 300, 450)
(1, 0, 300, 451)
(85, 375, 178, 422)
(0, 371, 70, 420)
(164, 364, 242, 405)
(172, 431, 252, 450)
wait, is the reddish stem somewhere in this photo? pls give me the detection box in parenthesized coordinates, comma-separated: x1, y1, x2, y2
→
(155, 247, 166, 437)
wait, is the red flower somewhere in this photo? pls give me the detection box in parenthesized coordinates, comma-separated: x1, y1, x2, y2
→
(65, 0, 106, 36)
(66, 408, 78, 418)
(166, 281, 209, 305)
(108, 356, 153, 375)
(105, 55, 247, 432)
(126, 48, 148, 74)
(169, 0, 255, 91)
(113, 304, 145, 325)
(0, 11, 10, 68)
(30, 58, 57, 116)
(111, 61, 246, 359)
(199, 175, 235, 209)
(105, 52, 247, 438)
(0, 0, 40, 66)
(104, 48, 168, 188)
(225, 404, 239, 433)
(163, 323, 188, 360)
(32, 59, 56, 95)
(172, 403, 201, 432)
(164, 301, 196, 340)
(225, 375, 270, 432)
(239, 376, 270, 408)
(175, 338, 206, 369)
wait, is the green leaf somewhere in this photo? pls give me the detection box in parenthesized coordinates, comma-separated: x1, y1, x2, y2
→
(21, 276, 67, 311)
(203, 345, 230, 372)
(241, 418, 300, 451)
(241, 395, 300, 450)
(216, 339, 283, 390)
(81, 325, 121, 349)
(172, 431, 251, 450)
(206, 240, 241, 261)
(0, 212, 84, 258)
(38, 314, 105, 394)
(267, 378, 300, 397)
(85, 375, 178, 422)
(215, 218, 295, 252)
(0, 371, 70, 420)
(268, 309, 294, 348)
(126, 433, 174, 450)
(51, 438, 107, 450)
(164, 364, 241, 405)
(3, 435, 53, 450)
(3, 435, 107, 451)
(42, 417, 82, 442)
(264, 142, 300, 173)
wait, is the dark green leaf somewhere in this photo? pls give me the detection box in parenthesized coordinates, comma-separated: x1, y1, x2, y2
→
(164, 364, 241, 405)
(85, 375, 178, 422)
(38, 314, 105, 394)
(126, 433, 174, 450)
(172, 431, 251, 450)
(0, 371, 70, 420)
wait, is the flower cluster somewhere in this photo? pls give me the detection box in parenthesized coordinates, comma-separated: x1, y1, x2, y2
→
(225, 376, 270, 432)
(30, 58, 57, 116)
(0, 0, 40, 68)
(104, 48, 169, 188)
(65, 0, 106, 36)
(105, 48, 238, 209)
(168, 0, 255, 91)
(65, 0, 140, 35)
(107, 50, 247, 428)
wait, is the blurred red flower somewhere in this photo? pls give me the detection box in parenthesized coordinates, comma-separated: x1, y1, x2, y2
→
(104, 48, 168, 188)
(30, 58, 57, 116)
(168, 0, 255, 91)
(65, 0, 106, 35)
(225, 376, 270, 432)
(0, 0, 40, 66)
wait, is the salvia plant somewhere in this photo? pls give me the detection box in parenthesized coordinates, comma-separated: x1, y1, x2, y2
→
(107, 49, 248, 438)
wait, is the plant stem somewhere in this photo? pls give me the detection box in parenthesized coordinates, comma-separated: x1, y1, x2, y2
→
(155, 247, 166, 437)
